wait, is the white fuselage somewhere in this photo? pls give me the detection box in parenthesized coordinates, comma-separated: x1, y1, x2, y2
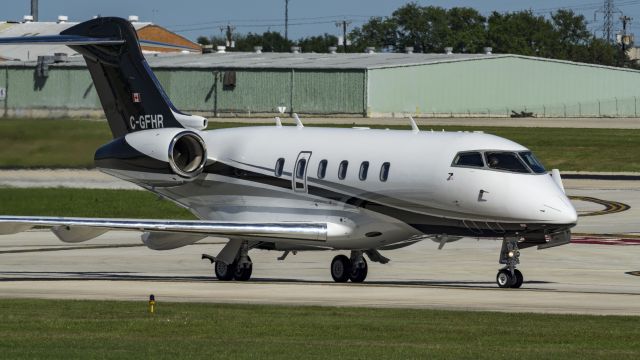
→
(103, 126, 577, 250)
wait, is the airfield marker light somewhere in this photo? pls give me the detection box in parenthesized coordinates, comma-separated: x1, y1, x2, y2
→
(149, 294, 156, 314)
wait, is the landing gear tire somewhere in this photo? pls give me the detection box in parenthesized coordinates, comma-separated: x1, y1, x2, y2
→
(331, 255, 351, 283)
(349, 258, 368, 283)
(215, 261, 235, 281)
(497, 236, 524, 289)
(234, 256, 253, 281)
(496, 269, 513, 288)
(512, 269, 523, 288)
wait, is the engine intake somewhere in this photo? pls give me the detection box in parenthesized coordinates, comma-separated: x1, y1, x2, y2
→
(168, 131, 207, 178)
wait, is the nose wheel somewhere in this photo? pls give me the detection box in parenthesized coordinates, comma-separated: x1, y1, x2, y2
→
(496, 268, 523, 288)
(496, 236, 524, 288)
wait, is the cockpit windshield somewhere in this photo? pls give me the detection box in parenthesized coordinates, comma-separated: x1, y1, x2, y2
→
(452, 150, 548, 174)
(484, 152, 530, 173)
(518, 151, 546, 174)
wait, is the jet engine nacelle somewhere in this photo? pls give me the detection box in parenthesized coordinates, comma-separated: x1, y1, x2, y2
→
(125, 128, 208, 179)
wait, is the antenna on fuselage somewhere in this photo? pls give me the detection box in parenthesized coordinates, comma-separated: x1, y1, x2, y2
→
(408, 116, 419, 133)
(275, 116, 283, 127)
(293, 113, 304, 128)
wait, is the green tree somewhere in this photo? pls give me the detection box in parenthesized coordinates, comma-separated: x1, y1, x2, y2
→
(196, 36, 210, 46)
(393, 3, 451, 52)
(234, 31, 293, 52)
(446, 7, 487, 53)
(582, 38, 620, 66)
(550, 9, 591, 60)
(552, 9, 590, 45)
(349, 17, 398, 52)
(298, 34, 339, 53)
(487, 10, 558, 57)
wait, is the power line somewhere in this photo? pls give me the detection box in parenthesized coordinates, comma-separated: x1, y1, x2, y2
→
(532, 0, 640, 13)
(172, 19, 367, 34)
(595, 0, 622, 42)
(167, 14, 377, 29)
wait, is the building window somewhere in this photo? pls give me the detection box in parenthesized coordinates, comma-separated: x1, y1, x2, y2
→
(359, 161, 369, 181)
(380, 162, 390, 181)
(275, 158, 285, 177)
(338, 160, 348, 180)
(317, 159, 328, 179)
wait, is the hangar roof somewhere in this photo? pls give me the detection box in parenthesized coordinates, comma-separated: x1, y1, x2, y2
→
(2, 50, 639, 74)
(0, 50, 500, 69)
(143, 52, 495, 70)
(0, 20, 188, 61)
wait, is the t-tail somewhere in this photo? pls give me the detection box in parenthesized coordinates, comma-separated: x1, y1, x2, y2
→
(0, 17, 207, 138)
(0, 17, 209, 180)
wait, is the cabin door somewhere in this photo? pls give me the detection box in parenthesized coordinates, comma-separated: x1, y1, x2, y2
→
(292, 151, 312, 193)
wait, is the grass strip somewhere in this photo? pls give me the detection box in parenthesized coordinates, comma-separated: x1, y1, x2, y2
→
(1, 118, 639, 171)
(0, 188, 194, 219)
(0, 299, 638, 359)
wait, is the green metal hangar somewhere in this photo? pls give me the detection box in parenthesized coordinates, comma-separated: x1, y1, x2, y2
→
(1, 51, 640, 118)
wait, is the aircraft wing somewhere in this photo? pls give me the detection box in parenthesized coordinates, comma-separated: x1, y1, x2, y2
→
(0, 216, 331, 246)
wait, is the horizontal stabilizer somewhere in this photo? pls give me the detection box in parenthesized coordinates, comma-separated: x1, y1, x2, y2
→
(0, 35, 125, 46)
(139, 39, 198, 52)
(0, 36, 197, 52)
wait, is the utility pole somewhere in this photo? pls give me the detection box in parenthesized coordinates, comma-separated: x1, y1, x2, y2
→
(335, 20, 352, 52)
(620, 15, 634, 66)
(31, 0, 38, 21)
(219, 24, 236, 48)
(285, 0, 289, 42)
(595, 0, 621, 43)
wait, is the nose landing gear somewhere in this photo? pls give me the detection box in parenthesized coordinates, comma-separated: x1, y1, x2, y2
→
(496, 236, 524, 288)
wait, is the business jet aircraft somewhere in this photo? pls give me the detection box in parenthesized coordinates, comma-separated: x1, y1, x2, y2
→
(0, 17, 577, 288)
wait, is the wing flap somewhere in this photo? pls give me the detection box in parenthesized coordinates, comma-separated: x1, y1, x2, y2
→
(142, 232, 207, 250)
(0, 216, 327, 242)
(0, 223, 33, 235)
(51, 226, 109, 243)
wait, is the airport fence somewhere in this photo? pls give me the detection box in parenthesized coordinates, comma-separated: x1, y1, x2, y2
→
(425, 96, 640, 118)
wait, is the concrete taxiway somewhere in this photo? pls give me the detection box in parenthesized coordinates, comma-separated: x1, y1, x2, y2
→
(0, 231, 638, 315)
(0, 173, 639, 315)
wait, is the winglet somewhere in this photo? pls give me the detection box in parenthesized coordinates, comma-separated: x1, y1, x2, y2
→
(275, 116, 283, 127)
(293, 113, 304, 128)
(408, 116, 419, 133)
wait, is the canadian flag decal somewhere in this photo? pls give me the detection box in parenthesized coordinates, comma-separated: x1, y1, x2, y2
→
(132, 93, 141, 103)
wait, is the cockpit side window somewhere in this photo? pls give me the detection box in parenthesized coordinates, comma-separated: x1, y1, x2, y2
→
(453, 152, 484, 168)
(485, 152, 530, 173)
(519, 151, 546, 174)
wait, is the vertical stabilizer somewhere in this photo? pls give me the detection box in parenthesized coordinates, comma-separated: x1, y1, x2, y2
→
(59, 17, 206, 137)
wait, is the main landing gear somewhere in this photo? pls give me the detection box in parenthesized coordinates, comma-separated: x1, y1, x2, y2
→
(213, 256, 253, 281)
(202, 241, 253, 281)
(330, 251, 369, 283)
(496, 236, 524, 288)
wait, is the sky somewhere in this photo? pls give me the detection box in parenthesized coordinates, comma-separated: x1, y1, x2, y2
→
(3, 0, 640, 41)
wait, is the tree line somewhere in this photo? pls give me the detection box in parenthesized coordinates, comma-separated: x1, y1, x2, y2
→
(196, 3, 637, 68)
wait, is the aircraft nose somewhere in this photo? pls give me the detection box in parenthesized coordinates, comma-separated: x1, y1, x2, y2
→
(544, 196, 578, 224)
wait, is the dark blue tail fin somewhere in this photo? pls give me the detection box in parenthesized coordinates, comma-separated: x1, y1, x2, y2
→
(0, 17, 207, 138)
